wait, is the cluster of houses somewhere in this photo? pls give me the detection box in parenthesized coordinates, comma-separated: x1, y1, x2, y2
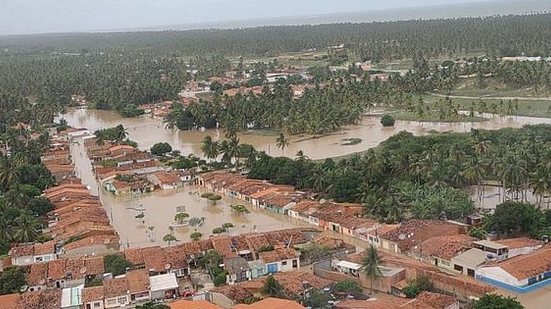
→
(14, 131, 122, 261)
(83, 138, 191, 195)
(196, 171, 551, 295)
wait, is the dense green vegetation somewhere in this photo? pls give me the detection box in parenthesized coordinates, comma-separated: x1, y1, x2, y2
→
(474, 294, 524, 309)
(104, 254, 133, 276)
(1, 14, 548, 58)
(242, 124, 551, 223)
(0, 266, 27, 295)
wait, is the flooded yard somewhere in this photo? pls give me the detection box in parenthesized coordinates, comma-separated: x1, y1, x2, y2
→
(70, 136, 303, 249)
(61, 108, 551, 160)
(62, 109, 551, 247)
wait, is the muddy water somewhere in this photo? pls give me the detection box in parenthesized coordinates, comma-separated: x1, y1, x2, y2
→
(63, 109, 551, 245)
(61, 108, 551, 160)
(70, 137, 304, 249)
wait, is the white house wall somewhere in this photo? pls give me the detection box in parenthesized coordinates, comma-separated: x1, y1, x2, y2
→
(476, 266, 525, 287)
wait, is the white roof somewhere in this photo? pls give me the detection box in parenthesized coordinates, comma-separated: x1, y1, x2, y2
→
(452, 248, 488, 267)
(474, 240, 507, 249)
(336, 260, 361, 270)
(149, 273, 178, 292)
(61, 284, 83, 308)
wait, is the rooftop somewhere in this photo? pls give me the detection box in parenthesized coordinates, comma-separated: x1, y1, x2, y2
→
(491, 246, 551, 280)
(169, 300, 223, 309)
(381, 220, 464, 252)
(126, 269, 150, 293)
(258, 248, 298, 264)
(81, 286, 104, 303)
(149, 273, 179, 292)
(412, 234, 475, 260)
(494, 237, 544, 249)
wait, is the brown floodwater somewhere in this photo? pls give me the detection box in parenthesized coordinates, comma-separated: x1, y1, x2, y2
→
(62, 109, 551, 247)
(69, 137, 305, 249)
(60, 108, 551, 160)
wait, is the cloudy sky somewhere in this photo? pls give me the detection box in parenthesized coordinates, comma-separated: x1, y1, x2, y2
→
(1, 0, 500, 35)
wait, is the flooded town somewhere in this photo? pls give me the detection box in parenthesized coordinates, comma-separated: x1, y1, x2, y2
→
(1, 1, 551, 309)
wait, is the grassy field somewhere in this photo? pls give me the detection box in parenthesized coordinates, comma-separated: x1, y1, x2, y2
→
(390, 110, 487, 123)
(419, 95, 551, 118)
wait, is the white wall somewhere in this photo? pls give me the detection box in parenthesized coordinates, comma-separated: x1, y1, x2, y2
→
(476, 267, 525, 287)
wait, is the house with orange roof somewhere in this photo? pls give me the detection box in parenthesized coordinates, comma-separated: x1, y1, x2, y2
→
(9, 241, 58, 266)
(82, 286, 105, 309)
(287, 200, 323, 224)
(409, 234, 475, 272)
(259, 248, 300, 273)
(476, 246, 551, 292)
(169, 300, 223, 309)
(494, 237, 544, 258)
(147, 171, 185, 190)
(379, 220, 465, 254)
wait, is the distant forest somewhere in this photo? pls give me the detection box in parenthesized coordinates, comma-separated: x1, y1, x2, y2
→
(0, 13, 549, 121)
(1, 13, 549, 59)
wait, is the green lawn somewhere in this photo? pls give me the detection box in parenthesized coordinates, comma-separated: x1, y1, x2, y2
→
(390, 110, 486, 123)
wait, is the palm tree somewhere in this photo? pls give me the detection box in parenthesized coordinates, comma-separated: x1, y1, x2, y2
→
(12, 212, 41, 243)
(174, 212, 190, 225)
(361, 245, 383, 294)
(201, 136, 219, 162)
(0, 154, 24, 190)
(275, 133, 290, 155)
(163, 234, 177, 246)
(115, 124, 128, 141)
(295, 150, 308, 162)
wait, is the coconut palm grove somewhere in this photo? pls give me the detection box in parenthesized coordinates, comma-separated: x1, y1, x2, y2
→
(0, 3, 550, 309)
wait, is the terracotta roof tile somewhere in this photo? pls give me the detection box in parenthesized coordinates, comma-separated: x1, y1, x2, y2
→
(47, 259, 67, 280)
(126, 269, 150, 293)
(412, 234, 475, 260)
(103, 277, 128, 298)
(84, 256, 105, 275)
(27, 262, 49, 286)
(380, 220, 464, 252)
(408, 292, 457, 309)
(9, 243, 34, 257)
(82, 286, 104, 303)
(494, 246, 551, 280)
(15, 289, 62, 309)
(259, 248, 298, 264)
(494, 237, 544, 249)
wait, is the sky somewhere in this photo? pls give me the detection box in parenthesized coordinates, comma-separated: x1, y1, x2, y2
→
(0, 0, 507, 35)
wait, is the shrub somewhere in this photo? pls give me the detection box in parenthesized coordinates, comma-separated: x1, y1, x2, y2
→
(380, 114, 396, 127)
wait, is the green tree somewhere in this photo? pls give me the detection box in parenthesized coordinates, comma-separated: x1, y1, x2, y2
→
(190, 232, 203, 241)
(136, 302, 170, 309)
(361, 245, 382, 294)
(201, 136, 220, 162)
(332, 279, 363, 294)
(380, 115, 395, 127)
(403, 277, 433, 298)
(104, 254, 132, 276)
(150, 142, 173, 156)
(0, 266, 26, 295)
(474, 294, 523, 309)
(163, 234, 178, 246)
(275, 133, 290, 155)
(261, 275, 285, 298)
(174, 212, 190, 225)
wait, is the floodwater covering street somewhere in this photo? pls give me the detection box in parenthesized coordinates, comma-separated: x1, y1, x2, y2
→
(62, 108, 551, 247)
(61, 108, 551, 160)
(69, 137, 305, 249)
